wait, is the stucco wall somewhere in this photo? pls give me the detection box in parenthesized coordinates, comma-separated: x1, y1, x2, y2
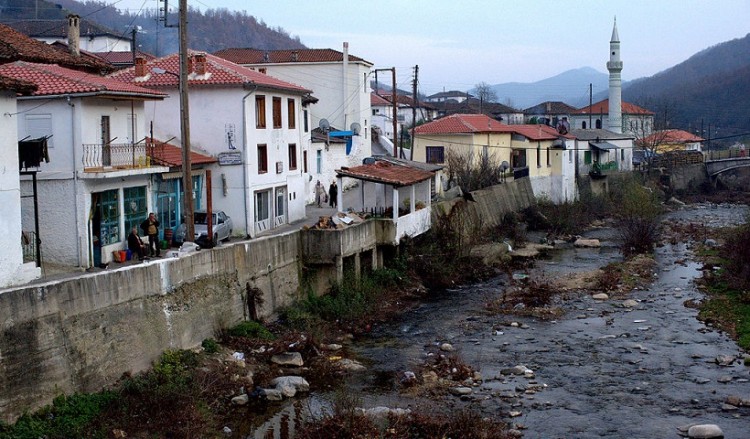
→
(0, 231, 302, 422)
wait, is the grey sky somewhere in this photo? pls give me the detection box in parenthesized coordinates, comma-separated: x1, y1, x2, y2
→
(112, 0, 750, 95)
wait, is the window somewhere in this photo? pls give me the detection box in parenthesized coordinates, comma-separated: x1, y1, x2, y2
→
(569, 150, 573, 163)
(546, 147, 550, 167)
(536, 143, 541, 167)
(99, 189, 119, 245)
(584, 150, 592, 164)
(582, 121, 587, 129)
(256, 190, 270, 222)
(257, 144, 268, 173)
(25, 114, 53, 148)
(303, 150, 308, 173)
(101, 115, 111, 166)
(127, 113, 137, 144)
(288, 144, 297, 170)
(273, 97, 282, 128)
(316, 149, 322, 174)
(595, 119, 602, 129)
(303, 109, 309, 132)
(621, 148, 625, 161)
(124, 186, 147, 235)
(255, 95, 266, 128)
(287, 99, 296, 129)
(425, 146, 445, 164)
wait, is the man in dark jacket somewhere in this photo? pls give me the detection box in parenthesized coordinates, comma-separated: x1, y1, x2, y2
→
(140, 212, 160, 257)
(127, 227, 146, 260)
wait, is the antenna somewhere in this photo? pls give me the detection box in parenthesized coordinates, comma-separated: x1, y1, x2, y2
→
(319, 119, 330, 131)
(350, 122, 361, 135)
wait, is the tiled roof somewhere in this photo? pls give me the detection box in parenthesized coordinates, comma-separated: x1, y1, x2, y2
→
(437, 98, 519, 115)
(0, 61, 166, 98)
(376, 93, 437, 110)
(426, 90, 473, 99)
(371, 92, 391, 106)
(0, 74, 36, 94)
(643, 129, 704, 144)
(148, 138, 216, 167)
(509, 124, 574, 140)
(568, 128, 633, 140)
(337, 160, 434, 187)
(523, 101, 578, 115)
(213, 48, 372, 66)
(0, 23, 112, 73)
(1, 18, 121, 39)
(109, 51, 311, 94)
(92, 50, 156, 65)
(573, 99, 654, 115)
(414, 113, 512, 135)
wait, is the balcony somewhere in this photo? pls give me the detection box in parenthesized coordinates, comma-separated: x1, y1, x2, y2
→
(589, 161, 618, 179)
(81, 142, 168, 177)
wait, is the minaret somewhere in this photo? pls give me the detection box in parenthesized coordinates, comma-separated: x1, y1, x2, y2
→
(607, 18, 623, 133)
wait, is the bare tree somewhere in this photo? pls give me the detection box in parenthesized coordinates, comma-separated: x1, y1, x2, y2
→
(629, 98, 675, 172)
(474, 82, 498, 111)
(446, 148, 503, 192)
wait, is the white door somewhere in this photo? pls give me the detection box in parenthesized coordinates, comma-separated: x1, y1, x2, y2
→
(274, 187, 286, 227)
(254, 190, 271, 234)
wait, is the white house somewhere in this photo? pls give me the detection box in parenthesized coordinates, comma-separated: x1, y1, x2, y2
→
(214, 44, 374, 202)
(570, 99, 655, 137)
(568, 128, 634, 177)
(425, 90, 472, 104)
(5, 15, 132, 53)
(0, 75, 42, 286)
(0, 61, 169, 268)
(110, 52, 315, 238)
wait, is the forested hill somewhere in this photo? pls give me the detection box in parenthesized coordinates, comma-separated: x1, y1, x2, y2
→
(0, 0, 306, 56)
(623, 33, 750, 140)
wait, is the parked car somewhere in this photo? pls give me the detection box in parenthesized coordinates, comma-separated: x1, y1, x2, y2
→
(193, 211, 233, 246)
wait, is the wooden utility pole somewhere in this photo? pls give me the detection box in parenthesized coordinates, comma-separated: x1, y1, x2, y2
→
(411, 65, 418, 160)
(179, 0, 194, 241)
(391, 68, 397, 156)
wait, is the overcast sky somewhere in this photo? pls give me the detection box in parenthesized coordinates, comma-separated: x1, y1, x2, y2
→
(111, 0, 749, 95)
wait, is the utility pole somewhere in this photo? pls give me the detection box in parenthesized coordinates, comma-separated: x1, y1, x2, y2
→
(589, 83, 592, 129)
(411, 65, 418, 160)
(178, 0, 194, 241)
(392, 68, 397, 157)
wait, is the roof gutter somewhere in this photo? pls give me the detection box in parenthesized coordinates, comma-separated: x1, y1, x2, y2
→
(19, 91, 167, 100)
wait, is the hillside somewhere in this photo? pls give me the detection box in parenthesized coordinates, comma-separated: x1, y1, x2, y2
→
(0, 0, 306, 56)
(623, 33, 750, 140)
(485, 67, 608, 109)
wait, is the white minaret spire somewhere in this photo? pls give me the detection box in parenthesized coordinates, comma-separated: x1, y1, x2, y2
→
(607, 17, 623, 133)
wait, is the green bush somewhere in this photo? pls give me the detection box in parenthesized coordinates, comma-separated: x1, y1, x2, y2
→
(201, 338, 219, 354)
(617, 182, 662, 257)
(226, 321, 275, 340)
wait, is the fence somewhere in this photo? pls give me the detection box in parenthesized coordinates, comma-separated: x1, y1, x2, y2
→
(82, 142, 150, 171)
(21, 231, 37, 264)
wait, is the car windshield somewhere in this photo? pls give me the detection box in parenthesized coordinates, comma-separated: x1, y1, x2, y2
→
(193, 213, 216, 225)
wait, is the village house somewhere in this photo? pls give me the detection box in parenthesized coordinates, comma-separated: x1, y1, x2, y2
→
(110, 51, 315, 239)
(568, 128, 635, 180)
(214, 45, 373, 203)
(412, 113, 576, 203)
(424, 90, 472, 104)
(640, 129, 704, 153)
(523, 101, 578, 127)
(570, 98, 655, 136)
(435, 98, 524, 125)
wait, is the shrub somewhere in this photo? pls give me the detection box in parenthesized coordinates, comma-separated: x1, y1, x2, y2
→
(226, 321, 275, 340)
(201, 338, 219, 354)
(617, 182, 662, 257)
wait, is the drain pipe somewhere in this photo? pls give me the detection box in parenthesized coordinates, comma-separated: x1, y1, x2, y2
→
(241, 83, 258, 238)
(68, 96, 85, 267)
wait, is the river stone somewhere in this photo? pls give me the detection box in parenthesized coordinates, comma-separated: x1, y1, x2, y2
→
(725, 395, 742, 406)
(720, 403, 738, 411)
(271, 352, 304, 367)
(259, 388, 284, 401)
(337, 358, 366, 372)
(231, 394, 249, 405)
(271, 376, 310, 393)
(449, 386, 472, 396)
(715, 355, 735, 366)
(687, 424, 723, 438)
(717, 375, 732, 383)
(440, 343, 455, 352)
(422, 371, 438, 384)
(622, 299, 638, 308)
(592, 293, 609, 300)
(323, 343, 342, 351)
(574, 238, 601, 248)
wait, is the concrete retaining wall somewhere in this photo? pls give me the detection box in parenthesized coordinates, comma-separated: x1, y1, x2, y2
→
(0, 232, 301, 422)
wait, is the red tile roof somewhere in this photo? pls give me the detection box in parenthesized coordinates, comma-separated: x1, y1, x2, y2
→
(0, 61, 166, 98)
(0, 23, 112, 73)
(147, 138, 216, 167)
(415, 113, 512, 135)
(109, 51, 311, 94)
(643, 129, 704, 144)
(92, 50, 156, 65)
(0, 74, 36, 94)
(3, 18, 120, 39)
(371, 92, 391, 106)
(509, 124, 574, 140)
(337, 161, 434, 187)
(573, 99, 654, 115)
(213, 48, 372, 66)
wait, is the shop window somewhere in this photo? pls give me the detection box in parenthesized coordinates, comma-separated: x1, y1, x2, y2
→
(100, 189, 119, 245)
(124, 186, 147, 234)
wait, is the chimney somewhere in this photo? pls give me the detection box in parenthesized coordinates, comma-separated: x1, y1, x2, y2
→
(187, 55, 194, 74)
(67, 14, 80, 57)
(194, 53, 207, 75)
(546, 102, 551, 112)
(134, 57, 146, 77)
(291, 50, 299, 62)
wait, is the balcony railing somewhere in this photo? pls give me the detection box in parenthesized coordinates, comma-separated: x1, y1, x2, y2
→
(590, 160, 618, 177)
(82, 142, 153, 172)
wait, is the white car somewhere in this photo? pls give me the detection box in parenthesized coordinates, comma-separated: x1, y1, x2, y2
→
(194, 211, 233, 245)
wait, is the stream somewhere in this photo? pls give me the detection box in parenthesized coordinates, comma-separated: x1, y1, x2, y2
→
(253, 203, 750, 438)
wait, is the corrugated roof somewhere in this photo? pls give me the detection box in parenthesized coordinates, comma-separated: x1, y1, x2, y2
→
(0, 23, 112, 73)
(337, 160, 434, 187)
(109, 51, 311, 94)
(573, 99, 654, 115)
(148, 138, 216, 167)
(0, 61, 166, 98)
(214, 48, 372, 66)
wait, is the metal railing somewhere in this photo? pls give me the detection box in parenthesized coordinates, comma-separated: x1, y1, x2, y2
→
(82, 142, 152, 171)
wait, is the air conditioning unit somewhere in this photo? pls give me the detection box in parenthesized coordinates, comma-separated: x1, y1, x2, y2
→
(276, 161, 283, 173)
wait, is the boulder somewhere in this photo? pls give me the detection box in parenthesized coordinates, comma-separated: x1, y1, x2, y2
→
(574, 238, 601, 248)
(271, 352, 304, 367)
(592, 293, 609, 300)
(231, 394, 249, 406)
(687, 424, 724, 439)
(270, 376, 310, 393)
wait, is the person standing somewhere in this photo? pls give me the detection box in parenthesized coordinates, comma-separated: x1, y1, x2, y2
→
(328, 180, 338, 208)
(140, 212, 160, 257)
(315, 180, 325, 207)
(127, 227, 147, 260)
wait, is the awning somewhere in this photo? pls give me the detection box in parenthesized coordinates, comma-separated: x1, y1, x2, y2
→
(590, 141, 618, 150)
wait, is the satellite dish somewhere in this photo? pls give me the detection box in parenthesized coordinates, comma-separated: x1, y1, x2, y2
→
(500, 161, 510, 172)
(350, 122, 362, 135)
(319, 119, 330, 131)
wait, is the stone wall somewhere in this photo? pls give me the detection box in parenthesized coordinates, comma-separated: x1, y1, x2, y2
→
(0, 231, 301, 422)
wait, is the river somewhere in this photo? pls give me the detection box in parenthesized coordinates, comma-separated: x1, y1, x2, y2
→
(254, 203, 750, 438)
